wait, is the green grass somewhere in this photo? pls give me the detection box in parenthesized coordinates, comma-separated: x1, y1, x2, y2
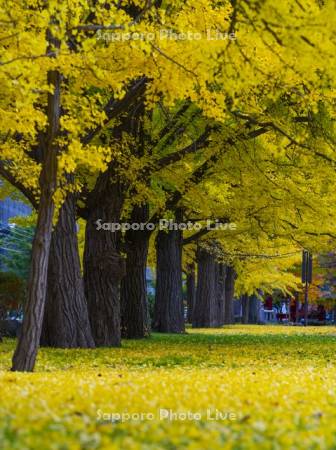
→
(1, 325, 336, 371)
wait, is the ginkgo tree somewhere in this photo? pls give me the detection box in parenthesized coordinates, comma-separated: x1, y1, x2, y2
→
(0, 0, 335, 371)
(0, 0, 246, 369)
(153, 102, 336, 329)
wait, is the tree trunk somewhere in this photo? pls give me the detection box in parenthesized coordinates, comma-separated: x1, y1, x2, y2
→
(241, 294, 249, 324)
(192, 248, 219, 328)
(186, 264, 196, 323)
(83, 173, 125, 347)
(11, 67, 60, 372)
(40, 194, 95, 348)
(216, 262, 227, 326)
(234, 296, 242, 322)
(121, 204, 151, 339)
(295, 292, 300, 324)
(248, 295, 259, 324)
(224, 266, 236, 324)
(153, 226, 184, 333)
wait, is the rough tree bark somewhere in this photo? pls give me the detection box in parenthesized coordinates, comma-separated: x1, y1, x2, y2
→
(83, 93, 145, 345)
(11, 66, 60, 372)
(224, 266, 236, 324)
(84, 172, 125, 347)
(186, 263, 196, 323)
(40, 194, 95, 348)
(193, 248, 220, 328)
(121, 204, 151, 339)
(153, 226, 185, 333)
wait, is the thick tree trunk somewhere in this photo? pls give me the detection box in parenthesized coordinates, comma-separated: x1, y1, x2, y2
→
(241, 294, 249, 324)
(193, 248, 219, 328)
(224, 266, 236, 324)
(153, 227, 184, 333)
(40, 194, 95, 348)
(11, 67, 60, 372)
(186, 264, 196, 323)
(121, 204, 151, 339)
(84, 173, 125, 347)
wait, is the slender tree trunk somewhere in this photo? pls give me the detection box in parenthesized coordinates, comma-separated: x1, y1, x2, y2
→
(295, 292, 300, 324)
(224, 266, 236, 324)
(11, 67, 60, 372)
(234, 296, 242, 322)
(186, 264, 196, 323)
(40, 194, 95, 348)
(83, 173, 125, 347)
(241, 294, 249, 324)
(153, 226, 184, 333)
(216, 262, 227, 326)
(248, 295, 259, 324)
(121, 204, 151, 339)
(193, 248, 219, 328)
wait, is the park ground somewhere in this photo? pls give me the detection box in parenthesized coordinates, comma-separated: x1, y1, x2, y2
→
(1, 326, 336, 449)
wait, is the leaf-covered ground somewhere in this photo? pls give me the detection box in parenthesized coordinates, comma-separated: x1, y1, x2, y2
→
(1, 326, 336, 449)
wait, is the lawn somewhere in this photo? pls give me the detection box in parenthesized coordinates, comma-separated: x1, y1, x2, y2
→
(1, 326, 336, 449)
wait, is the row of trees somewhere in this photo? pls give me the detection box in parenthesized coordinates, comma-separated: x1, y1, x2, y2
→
(0, 0, 335, 371)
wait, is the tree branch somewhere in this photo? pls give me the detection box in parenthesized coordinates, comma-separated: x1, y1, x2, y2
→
(0, 162, 38, 209)
(81, 77, 148, 145)
(183, 227, 211, 245)
(154, 125, 213, 169)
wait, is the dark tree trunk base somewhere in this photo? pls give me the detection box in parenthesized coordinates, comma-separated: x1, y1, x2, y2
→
(192, 248, 226, 328)
(193, 248, 219, 328)
(153, 226, 185, 334)
(242, 294, 249, 324)
(84, 173, 125, 347)
(248, 295, 259, 324)
(224, 266, 236, 325)
(41, 194, 94, 349)
(216, 262, 227, 327)
(121, 205, 151, 339)
(186, 264, 196, 324)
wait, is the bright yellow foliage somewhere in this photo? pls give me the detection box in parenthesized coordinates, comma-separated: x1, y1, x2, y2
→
(1, 0, 335, 201)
